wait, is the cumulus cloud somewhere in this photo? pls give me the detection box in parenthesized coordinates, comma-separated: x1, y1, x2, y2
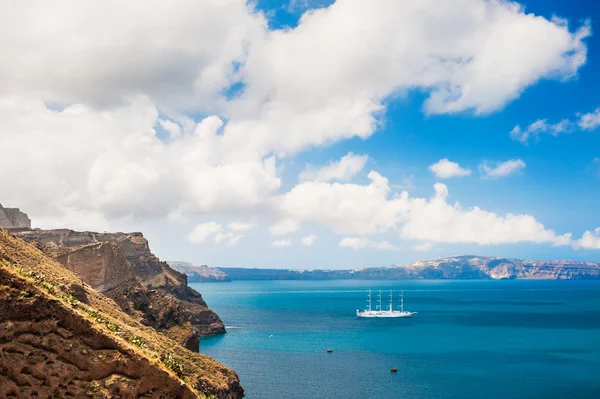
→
(300, 153, 368, 182)
(0, 0, 266, 112)
(271, 239, 291, 247)
(576, 228, 600, 249)
(479, 159, 526, 178)
(339, 237, 399, 251)
(0, 97, 281, 229)
(511, 104, 600, 144)
(0, 0, 594, 253)
(301, 235, 318, 246)
(429, 159, 472, 178)
(214, 231, 245, 246)
(510, 119, 573, 144)
(279, 171, 408, 235)
(228, 221, 254, 231)
(234, 0, 590, 156)
(188, 222, 222, 243)
(579, 107, 600, 130)
(279, 174, 574, 247)
(400, 183, 572, 246)
(188, 221, 244, 246)
(269, 219, 301, 236)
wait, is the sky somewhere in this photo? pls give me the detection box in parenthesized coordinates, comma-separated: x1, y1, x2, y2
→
(1, 0, 599, 269)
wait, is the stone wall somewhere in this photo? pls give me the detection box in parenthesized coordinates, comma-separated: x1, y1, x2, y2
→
(0, 203, 31, 229)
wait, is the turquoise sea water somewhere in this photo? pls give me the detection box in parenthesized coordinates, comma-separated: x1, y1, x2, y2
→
(192, 280, 600, 399)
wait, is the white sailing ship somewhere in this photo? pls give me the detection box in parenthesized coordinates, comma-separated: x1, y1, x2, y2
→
(356, 289, 416, 318)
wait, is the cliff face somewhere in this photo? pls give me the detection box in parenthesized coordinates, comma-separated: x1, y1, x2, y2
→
(218, 256, 600, 280)
(14, 229, 226, 351)
(0, 230, 244, 399)
(0, 204, 31, 229)
(168, 261, 231, 283)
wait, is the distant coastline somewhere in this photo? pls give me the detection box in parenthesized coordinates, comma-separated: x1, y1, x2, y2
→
(171, 255, 600, 282)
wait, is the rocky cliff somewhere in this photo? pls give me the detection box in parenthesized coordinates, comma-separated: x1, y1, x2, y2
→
(0, 204, 31, 229)
(168, 261, 231, 283)
(0, 230, 244, 399)
(14, 229, 226, 352)
(219, 255, 600, 280)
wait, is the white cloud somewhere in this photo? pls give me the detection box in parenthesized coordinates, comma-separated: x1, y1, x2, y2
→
(214, 231, 245, 246)
(578, 107, 600, 130)
(510, 119, 573, 144)
(233, 0, 590, 157)
(188, 221, 244, 246)
(159, 119, 183, 138)
(479, 159, 526, 178)
(400, 183, 572, 246)
(428, 159, 472, 179)
(0, 98, 282, 229)
(188, 221, 222, 243)
(339, 237, 369, 249)
(279, 171, 407, 235)
(339, 237, 399, 251)
(280, 174, 574, 247)
(576, 228, 600, 249)
(0, 0, 593, 255)
(301, 235, 318, 246)
(271, 239, 291, 247)
(510, 104, 600, 144)
(269, 219, 301, 236)
(300, 153, 368, 182)
(228, 221, 254, 231)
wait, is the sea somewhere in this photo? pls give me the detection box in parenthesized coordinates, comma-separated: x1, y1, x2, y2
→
(191, 280, 600, 399)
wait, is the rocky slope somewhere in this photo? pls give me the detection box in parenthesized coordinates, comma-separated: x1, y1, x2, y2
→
(0, 230, 244, 399)
(219, 255, 600, 280)
(0, 204, 31, 229)
(14, 229, 226, 351)
(168, 261, 231, 283)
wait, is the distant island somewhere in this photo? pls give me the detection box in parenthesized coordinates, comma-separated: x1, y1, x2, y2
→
(170, 256, 600, 281)
(167, 261, 231, 282)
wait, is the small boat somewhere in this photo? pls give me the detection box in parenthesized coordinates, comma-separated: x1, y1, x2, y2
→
(356, 289, 416, 318)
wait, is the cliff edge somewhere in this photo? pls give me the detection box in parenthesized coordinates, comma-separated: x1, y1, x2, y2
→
(0, 204, 31, 229)
(0, 230, 243, 399)
(14, 229, 226, 351)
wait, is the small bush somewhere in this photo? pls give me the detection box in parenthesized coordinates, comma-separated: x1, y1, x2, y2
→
(161, 352, 185, 378)
(127, 335, 148, 349)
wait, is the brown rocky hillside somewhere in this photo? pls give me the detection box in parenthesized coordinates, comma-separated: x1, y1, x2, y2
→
(0, 230, 244, 399)
(14, 229, 225, 352)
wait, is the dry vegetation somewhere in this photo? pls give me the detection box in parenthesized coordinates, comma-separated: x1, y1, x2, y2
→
(0, 230, 243, 399)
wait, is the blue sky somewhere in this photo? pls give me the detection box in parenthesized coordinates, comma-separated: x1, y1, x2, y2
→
(1, 0, 599, 268)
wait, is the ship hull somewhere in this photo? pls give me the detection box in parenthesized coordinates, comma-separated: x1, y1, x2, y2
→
(356, 310, 415, 318)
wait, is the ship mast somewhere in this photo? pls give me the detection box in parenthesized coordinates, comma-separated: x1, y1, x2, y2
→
(401, 290, 404, 312)
(378, 290, 382, 311)
(367, 289, 371, 311)
(389, 290, 393, 312)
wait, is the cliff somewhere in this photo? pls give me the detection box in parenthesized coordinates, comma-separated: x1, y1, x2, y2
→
(168, 261, 231, 283)
(0, 204, 31, 229)
(0, 230, 244, 399)
(218, 256, 600, 280)
(14, 229, 226, 352)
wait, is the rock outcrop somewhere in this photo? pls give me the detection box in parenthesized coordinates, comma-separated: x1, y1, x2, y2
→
(13, 229, 226, 352)
(218, 255, 600, 280)
(0, 230, 244, 399)
(168, 261, 231, 283)
(0, 204, 31, 229)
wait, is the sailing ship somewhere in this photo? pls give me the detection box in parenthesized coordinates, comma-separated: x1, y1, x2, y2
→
(356, 289, 416, 318)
